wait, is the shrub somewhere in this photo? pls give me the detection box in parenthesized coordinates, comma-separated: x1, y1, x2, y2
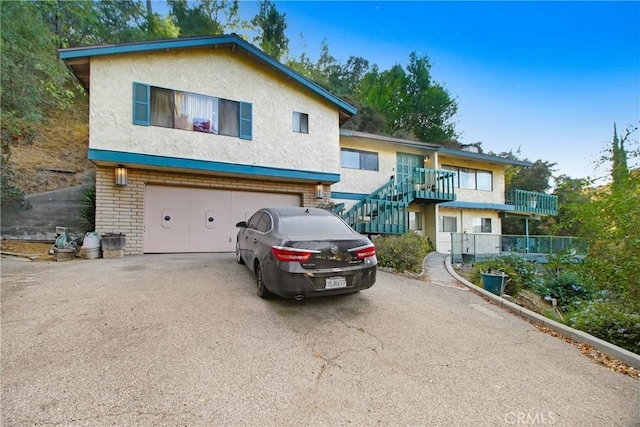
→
(537, 271, 594, 312)
(80, 183, 96, 231)
(374, 233, 433, 273)
(470, 255, 542, 297)
(568, 300, 640, 355)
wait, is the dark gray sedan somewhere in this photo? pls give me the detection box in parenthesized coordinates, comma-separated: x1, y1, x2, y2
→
(235, 207, 377, 300)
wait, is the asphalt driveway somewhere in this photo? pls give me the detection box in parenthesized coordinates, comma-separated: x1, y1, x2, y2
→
(2, 253, 639, 426)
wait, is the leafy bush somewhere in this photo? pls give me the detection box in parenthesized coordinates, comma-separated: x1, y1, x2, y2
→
(80, 183, 96, 231)
(374, 233, 433, 273)
(568, 300, 640, 355)
(470, 255, 542, 297)
(537, 271, 594, 312)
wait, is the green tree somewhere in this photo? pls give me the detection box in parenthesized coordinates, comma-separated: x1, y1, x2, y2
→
(610, 122, 633, 188)
(358, 63, 408, 136)
(552, 175, 591, 236)
(336, 56, 370, 96)
(251, 0, 288, 60)
(574, 125, 640, 310)
(357, 53, 458, 142)
(34, 0, 162, 46)
(170, 0, 240, 37)
(405, 53, 457, 142)
(340, 97, 386, 134)
(1, 1, 74, 118)
(34, 0, 98, 47)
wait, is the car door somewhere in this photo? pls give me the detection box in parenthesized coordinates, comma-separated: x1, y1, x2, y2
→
(251, 212, 274, 263)
(242, 211, 265, 271)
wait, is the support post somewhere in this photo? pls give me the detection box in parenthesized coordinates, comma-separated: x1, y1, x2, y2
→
(525, 217, 530, 254)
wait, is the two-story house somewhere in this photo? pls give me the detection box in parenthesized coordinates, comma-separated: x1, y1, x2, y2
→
(60, 35, 356, 254)
(60, 35, 556, 256)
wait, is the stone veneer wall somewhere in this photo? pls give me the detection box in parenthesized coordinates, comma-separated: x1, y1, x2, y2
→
(95, 166, 330, 255)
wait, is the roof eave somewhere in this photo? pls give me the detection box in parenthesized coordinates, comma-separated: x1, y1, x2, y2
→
(437, 147, 532, 167)
(59, 34, 357, 117)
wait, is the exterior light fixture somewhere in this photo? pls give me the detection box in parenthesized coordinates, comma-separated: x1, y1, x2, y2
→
(315, 183, 324, 199)
(114, 165, 128, 186)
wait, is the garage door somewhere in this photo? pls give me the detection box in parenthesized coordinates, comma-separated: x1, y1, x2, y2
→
(144, 185, 301, 253)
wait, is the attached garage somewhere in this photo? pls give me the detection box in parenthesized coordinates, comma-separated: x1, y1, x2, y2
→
(144, 185, 301, 253)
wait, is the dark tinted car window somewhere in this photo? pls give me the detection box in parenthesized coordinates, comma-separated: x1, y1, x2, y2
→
(247, 212, 264, 230)
(256, 212, 272, 233)
(281, 215, 352, 235)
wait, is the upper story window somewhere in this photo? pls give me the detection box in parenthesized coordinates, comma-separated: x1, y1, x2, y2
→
(293, 112, 309, 133)
(442, 164, 492, 191)
(341, 148, 379, 171)
(133, 82, 252, 140)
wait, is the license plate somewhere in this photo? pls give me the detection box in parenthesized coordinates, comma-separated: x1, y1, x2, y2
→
(325, 276, 347, 289)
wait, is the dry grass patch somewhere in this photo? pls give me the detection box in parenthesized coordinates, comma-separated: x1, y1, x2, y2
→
(9, 108, 93, 194)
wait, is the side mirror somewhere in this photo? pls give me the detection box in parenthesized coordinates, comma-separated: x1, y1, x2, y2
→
(235, 221, 247, 228)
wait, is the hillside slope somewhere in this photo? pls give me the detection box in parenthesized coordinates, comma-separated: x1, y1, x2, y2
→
(9, 107, 93, 195)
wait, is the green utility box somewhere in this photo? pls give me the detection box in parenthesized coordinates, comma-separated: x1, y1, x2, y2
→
(480, 271, 508, 296)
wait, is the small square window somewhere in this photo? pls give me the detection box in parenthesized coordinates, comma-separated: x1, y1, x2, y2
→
(473, 218, 492, 233)
(442, 216, 457, 232)
(293, 112, 309, 133)
(409, 212, 423, 231)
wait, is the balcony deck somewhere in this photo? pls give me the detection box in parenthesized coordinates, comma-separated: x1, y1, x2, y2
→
(506, 189, 557, 216)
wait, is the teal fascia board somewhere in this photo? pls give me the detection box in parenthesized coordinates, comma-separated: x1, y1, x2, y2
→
(437, 147, 532, 167)
(440, 201, 516, 211)
(88, 149, 340, 183)
(331, 192, 367, 200)
(339, 130, 532, 168)
(59, 35, 357, 116)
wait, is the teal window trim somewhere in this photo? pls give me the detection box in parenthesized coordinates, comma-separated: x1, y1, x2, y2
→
(239, 102, 252, 140)
(132, 82, 150, 126)
(132, 82, 252, 140)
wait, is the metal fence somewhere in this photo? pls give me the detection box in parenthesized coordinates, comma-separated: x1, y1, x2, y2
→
(450, 233, 586, 264)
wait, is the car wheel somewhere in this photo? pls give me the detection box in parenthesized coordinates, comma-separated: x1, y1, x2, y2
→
(235, 240, 244, 265)
(255, 263, 271, 298)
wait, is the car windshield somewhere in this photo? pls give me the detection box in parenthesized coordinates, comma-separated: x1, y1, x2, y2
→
(280, 215, 353, 237)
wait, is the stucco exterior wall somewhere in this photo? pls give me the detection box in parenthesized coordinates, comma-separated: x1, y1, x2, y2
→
(435, 155, 506, 204)
(89, 50, 340, 174)
(436, 207, 503, 253)
(95, 167, 328, 254)
(334, 136, 434, 195)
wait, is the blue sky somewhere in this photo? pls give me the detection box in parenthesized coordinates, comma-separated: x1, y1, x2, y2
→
(156, 1, 640, 180)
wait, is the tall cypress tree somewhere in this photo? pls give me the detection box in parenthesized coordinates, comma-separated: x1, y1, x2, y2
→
(611, 123, 629, 186)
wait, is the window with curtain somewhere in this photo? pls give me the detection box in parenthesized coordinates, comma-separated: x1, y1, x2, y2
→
(150, 87, 174, 128)
(174, 92, 217, 133)
(133, 83, 251, 140)
(219, 99, 239, 137)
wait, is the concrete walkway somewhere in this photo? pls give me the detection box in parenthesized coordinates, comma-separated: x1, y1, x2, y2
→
(421, 252, 467, 290)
